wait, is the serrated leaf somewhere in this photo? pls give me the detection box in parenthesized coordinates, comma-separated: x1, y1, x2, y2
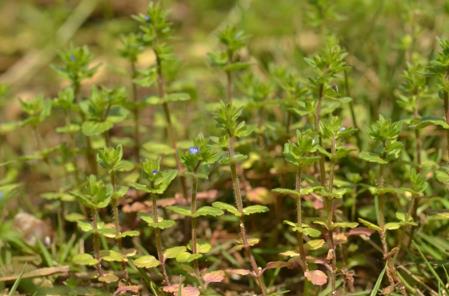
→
(272, 188, 301, 198)
(65, 213, 85, 222)
(384, 222, 401, 230)
(167, 206, 192, 217)
(81, 121, 113, 137)
(165, 92, 191, 102)
(333, 222, 359, 229)
(358, 218, 382, 232)
(72, 253, 98, 266)
(101, 250, 127, 262)
(358, 152, 387, 164)
(212, 202, 241, 216)
(140, 215, 176, 229)
(77, 221, 93, 232)
(134, 255, 160, 269)
(194, 206, 224, 217)
(175, 252, 202, 263)
(120, 230, 140, 238)
(306, 239, 325, 250)
(164, 246, 187, 259)
(242, 205, 269, 215)
(98, 272, 119, 284)
(436, 170, 449, 184)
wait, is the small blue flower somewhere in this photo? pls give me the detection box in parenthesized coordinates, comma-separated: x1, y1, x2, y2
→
(69, 54, 76, 62)
(189, 146, 199, 155)
(151, 169, 159, 175)
(339, 127, 346, 132)
(144, 15, 151, 22)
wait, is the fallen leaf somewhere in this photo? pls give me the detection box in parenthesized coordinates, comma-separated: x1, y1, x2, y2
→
(202, 270, 225, 283)
(305, 270, 328, 286)
(163, 285, 200, 296)
(225, 269, 252, 276)
(98, 272, 119, 284)
(246, 187, 275, 204)
(333, 232, 348, 244)
(113, 283, 141, 296)
(347, 227, 374, 238)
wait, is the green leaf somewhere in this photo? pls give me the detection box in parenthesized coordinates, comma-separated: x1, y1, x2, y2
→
(81, 121, 113, 137)
(65, 213, 85, 222)
(98, 273, 119, 284)
(143, 142, 175, 156)
(333, 222, 358, 229)
(272, 188, 301, 198)
(384, 222, 401, 230)
(56, 124, 80, 134)
(167, 206, 192, 217)
(77, 221, 93, 232)
(358, 152, 387, 164)
(134, 255, 160, 269)
(165, 92, 191, 102)
(212, 202, 241, 216)
(120, 230, 140, 238)
(196, 242, 212, 254)
(194, 206, 224, 217)
(436, 170, 449, 184)
(72, 253, 98, 266)
(101, 250, 127, 262)
(175, 252, 202, 263)
(306, 239, 325, 250)
(358, 218, 382, 232)
(164, 246, 187, 259)
(140, 215, 176, 229)
(242, 205, 269, 216)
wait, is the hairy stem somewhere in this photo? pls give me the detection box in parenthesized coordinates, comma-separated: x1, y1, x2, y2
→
(375, 164, 399, 291)
(228, 136, 267, 296)
(130, 61, 141, 162)
(91, 208, 102, 276)
(151, 195, 170, 285)
(344, 70, 361, 150)
(315, 83, 326, 186)
(327, 136, 337, 295)
(295, 168, 307, 270)
(73, 80, 97, 175)
(154, 50, 189, 201)
(444, 92, 449, 160)
(190, 175, 201, 278)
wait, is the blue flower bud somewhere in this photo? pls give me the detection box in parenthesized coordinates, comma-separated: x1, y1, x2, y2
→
(69, 54, 76, 62)
(144, 15, 151, 22)
(189, 146, 199, 155)
(151, 169, 159, 175)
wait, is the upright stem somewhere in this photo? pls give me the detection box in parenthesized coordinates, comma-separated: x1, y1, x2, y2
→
(375, 165, 397, 289)
(405, 105, 422, 247)
(327, 137, 337, 295)
(315, 83, 326, 186)
(444, 92, 449, 160)
(73, 80, 97, 175)
(344, 70, 361, 149)
(154, 50, 189, 201)
(151, 195, 170, 285)
(130, 61, 141, 162)
(190, 175, 201, 278)
(110, 171, 128, 280)
(295, 168, 307, 270)
(91, 208, 102, 276)
(228, 137, 267, 296)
